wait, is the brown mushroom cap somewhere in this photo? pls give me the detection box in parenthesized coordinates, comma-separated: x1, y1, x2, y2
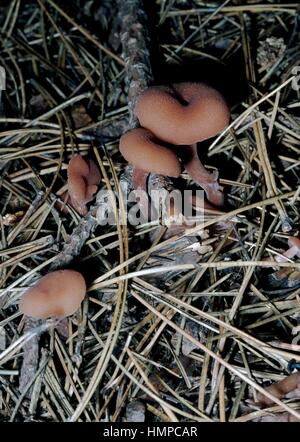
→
(67, 154, 101, 216)
(135, 82, 230, 145)
(19, 270, 86, 319)
(119, 128, 182, 177)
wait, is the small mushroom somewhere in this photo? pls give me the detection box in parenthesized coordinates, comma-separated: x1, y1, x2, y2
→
(19, 270, 86, 319)
(285, 237, 300, 259)
(67, 154, 101, 216)
(119, 127, 182, 192)
(256, 371, 300, 407)
(274, 237, 300, 262)
(269, 236, 300, 287)
(133, 82, 230, 206)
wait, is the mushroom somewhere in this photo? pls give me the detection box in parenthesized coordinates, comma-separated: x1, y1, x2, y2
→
(274, 237, 300, 262)
(269, 236, 300, 287)
(256, 371, 300, 408)
(134, 82, 230, 206)
(135, 83, 230, 145)
(284, 237, 300, 259)
(119, 127, 182, 192)
(67, 154, 101, 216)
(19, 270, 86, 319)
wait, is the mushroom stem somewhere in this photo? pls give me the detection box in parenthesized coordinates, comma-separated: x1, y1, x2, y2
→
(132, 166, 149, 193)
(183, 144, 224, 207)
(132, 166, 150, 220)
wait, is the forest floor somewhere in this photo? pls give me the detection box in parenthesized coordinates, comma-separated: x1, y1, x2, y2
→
(0, 0, 300, 422)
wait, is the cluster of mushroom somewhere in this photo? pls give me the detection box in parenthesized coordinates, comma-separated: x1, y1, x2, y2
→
(19, 154, 102, 320)
(120, 82, 230, 207)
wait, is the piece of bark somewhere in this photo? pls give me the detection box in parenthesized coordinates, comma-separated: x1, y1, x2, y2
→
(19, 317, 42, 394)
(93, 115, 129, 140)
(117, 0, 153, 128)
